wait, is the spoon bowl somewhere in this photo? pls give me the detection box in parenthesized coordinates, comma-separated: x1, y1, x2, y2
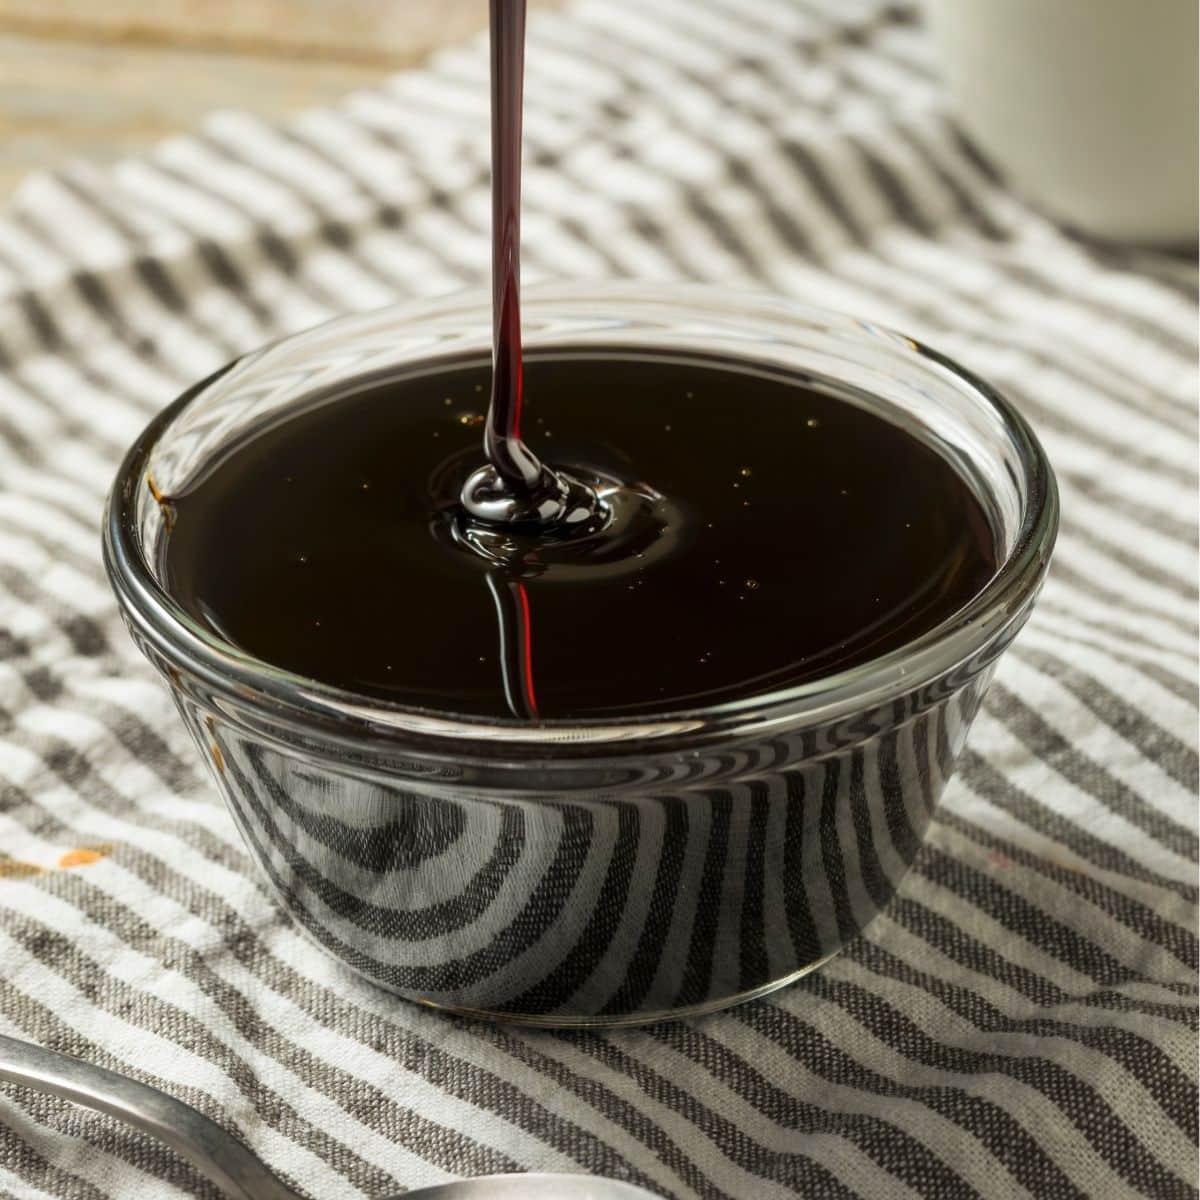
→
(0, 1031, 658, 1200)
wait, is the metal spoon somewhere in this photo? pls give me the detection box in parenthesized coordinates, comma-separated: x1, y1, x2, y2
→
(0, 1032, 657, 1199)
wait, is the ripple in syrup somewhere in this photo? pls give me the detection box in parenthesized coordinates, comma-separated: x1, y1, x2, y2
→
(161, 352, 998, 720)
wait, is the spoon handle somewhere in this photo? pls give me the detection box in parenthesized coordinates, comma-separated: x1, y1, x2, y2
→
(0, 1031, 302, 1200)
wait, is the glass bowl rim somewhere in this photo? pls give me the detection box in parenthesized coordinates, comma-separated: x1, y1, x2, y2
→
(103, 281, 1058, 754)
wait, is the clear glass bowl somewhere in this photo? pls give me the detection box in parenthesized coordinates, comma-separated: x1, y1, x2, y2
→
(103, 283, 1058, 1026)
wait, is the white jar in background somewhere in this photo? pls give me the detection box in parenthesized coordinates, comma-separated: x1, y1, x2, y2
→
(923, 0, 1198, 245)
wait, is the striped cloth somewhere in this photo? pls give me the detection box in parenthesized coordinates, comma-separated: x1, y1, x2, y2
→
(0, 0, 1195, 1197)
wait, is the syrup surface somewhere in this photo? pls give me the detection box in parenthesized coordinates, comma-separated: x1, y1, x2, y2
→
(163, 351, 998, 720)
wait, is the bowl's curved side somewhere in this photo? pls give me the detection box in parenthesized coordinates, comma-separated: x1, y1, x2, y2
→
(162, 659, 994, 1025)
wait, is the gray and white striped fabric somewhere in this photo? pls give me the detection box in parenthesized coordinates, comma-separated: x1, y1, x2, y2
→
(0, 0, 1195, 1196)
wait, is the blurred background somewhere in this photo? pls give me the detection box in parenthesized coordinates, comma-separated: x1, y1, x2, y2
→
(1, 0, 1194, 244)
(0, 0, 557, 197)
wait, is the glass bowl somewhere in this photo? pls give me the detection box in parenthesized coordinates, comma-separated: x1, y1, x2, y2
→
(102, 283, 1058, 1027)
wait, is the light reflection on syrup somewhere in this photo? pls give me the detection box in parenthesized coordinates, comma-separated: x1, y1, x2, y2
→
(486, 573, 539, 720)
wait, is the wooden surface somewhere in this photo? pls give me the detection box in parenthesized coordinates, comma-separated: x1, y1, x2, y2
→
(0, 1, 556, 199)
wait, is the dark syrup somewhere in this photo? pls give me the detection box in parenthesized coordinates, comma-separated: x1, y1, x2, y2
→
(159, 0, 998, 722)
(162, 352, 998, 720)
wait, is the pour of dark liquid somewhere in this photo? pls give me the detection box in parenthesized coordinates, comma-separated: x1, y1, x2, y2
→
(459, 0, 600, 530)
(162, 351, 999, 720)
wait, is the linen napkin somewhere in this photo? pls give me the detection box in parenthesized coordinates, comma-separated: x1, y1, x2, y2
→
(0, 1, 1195, 1196)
